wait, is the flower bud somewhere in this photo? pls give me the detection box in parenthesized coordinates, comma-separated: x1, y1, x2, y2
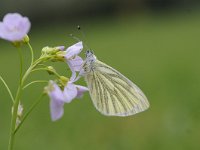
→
(23, 35, 30, 43)
(59, 76, 69, 85)
(41, 46, 59, 55)
(55, 46, 65, 51)
(11, 102, 23, 127)
(46, 66, 56, 75)
(12, 41, 22, 48)
(54, 52, 65, 62)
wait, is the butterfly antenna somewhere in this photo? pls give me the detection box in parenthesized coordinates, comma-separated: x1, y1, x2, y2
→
(69, 33, 81, 42)
(77, 25, 91, 51)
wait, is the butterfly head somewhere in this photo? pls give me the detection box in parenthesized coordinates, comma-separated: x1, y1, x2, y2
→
(85, 50, 94, 57)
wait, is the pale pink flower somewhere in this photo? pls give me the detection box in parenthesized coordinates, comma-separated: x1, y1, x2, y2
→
(0, 13, 31, 42)
(46, 79, 88, 121)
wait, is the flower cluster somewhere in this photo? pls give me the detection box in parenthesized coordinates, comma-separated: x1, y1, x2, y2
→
(0, 12, 90, 150)
(0, 13, 88, 122)
(45, 42, 88, 121)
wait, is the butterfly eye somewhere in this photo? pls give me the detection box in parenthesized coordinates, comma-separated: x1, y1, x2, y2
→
(85, 50, 90, 55)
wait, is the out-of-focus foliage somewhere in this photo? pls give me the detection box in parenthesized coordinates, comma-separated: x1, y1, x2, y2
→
(0, 10, 200, 149)
(1, 0, 200, 22)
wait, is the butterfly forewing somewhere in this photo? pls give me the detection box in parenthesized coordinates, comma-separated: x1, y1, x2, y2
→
(84, 56, 149, 116)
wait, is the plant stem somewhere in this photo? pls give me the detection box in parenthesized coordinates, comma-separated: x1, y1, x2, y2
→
(31, 68, 61, 78)
(0, 76, 14, 102)
(8, 57, 43, 150)
(14, 93, 45, 134)
(8, 84, 22, 150)
(17, 48, 23, 84)
(8, 47, 24, 150)
(23, 80, 48, 90)
(27, 42, 34, 65)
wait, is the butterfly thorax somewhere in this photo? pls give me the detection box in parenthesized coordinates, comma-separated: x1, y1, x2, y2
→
(85, 50, 96, 62)
(83, 50, 97, 73)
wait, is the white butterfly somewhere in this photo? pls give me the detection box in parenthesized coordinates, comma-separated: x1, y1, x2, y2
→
(81, 50, 149, 116)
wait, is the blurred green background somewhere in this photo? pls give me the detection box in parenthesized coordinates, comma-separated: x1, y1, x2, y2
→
(1, 0, 200, 150)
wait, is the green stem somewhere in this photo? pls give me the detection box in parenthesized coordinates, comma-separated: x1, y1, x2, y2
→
(8, 84, 22, 150)
(37, 64, 48, 67)
(21, 60, 41, 85)
(0, 76, 14, 102)
(31, 68, 49, 72)
(17, 48, 23, 84)
(14, 93, 45, 134)
(23, 80, 48, 90)
(27, 42, 34, 65)
(8, 47, 24, 150)
(31, 68, 61, 78)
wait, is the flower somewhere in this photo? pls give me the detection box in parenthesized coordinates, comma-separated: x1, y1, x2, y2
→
(65, 41, 84, 80)
(0, 13, 31, 42)
(46, 81, 65, 121)
(46, 79, 88, 121)
(45, 42, 87, 121)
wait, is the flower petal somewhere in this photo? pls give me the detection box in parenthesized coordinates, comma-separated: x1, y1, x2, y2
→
(75, 85, 89, 98)
(50, 98, 64, 121)
(69, 68, 77, 82)
(56, 46, 65, 51)
(65, 41, 83, 59)
(67, 56, 83, 72)
(67, 56, 84, 83)
(47, 81, 65, 102)
(63, 82, 77, 103)
(46, 81, 65, 121)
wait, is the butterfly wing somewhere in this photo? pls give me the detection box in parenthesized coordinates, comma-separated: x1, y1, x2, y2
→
(84, 59, 149, 116)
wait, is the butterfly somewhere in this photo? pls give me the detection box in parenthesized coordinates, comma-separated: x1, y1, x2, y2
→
(81, 50, 149, 116)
